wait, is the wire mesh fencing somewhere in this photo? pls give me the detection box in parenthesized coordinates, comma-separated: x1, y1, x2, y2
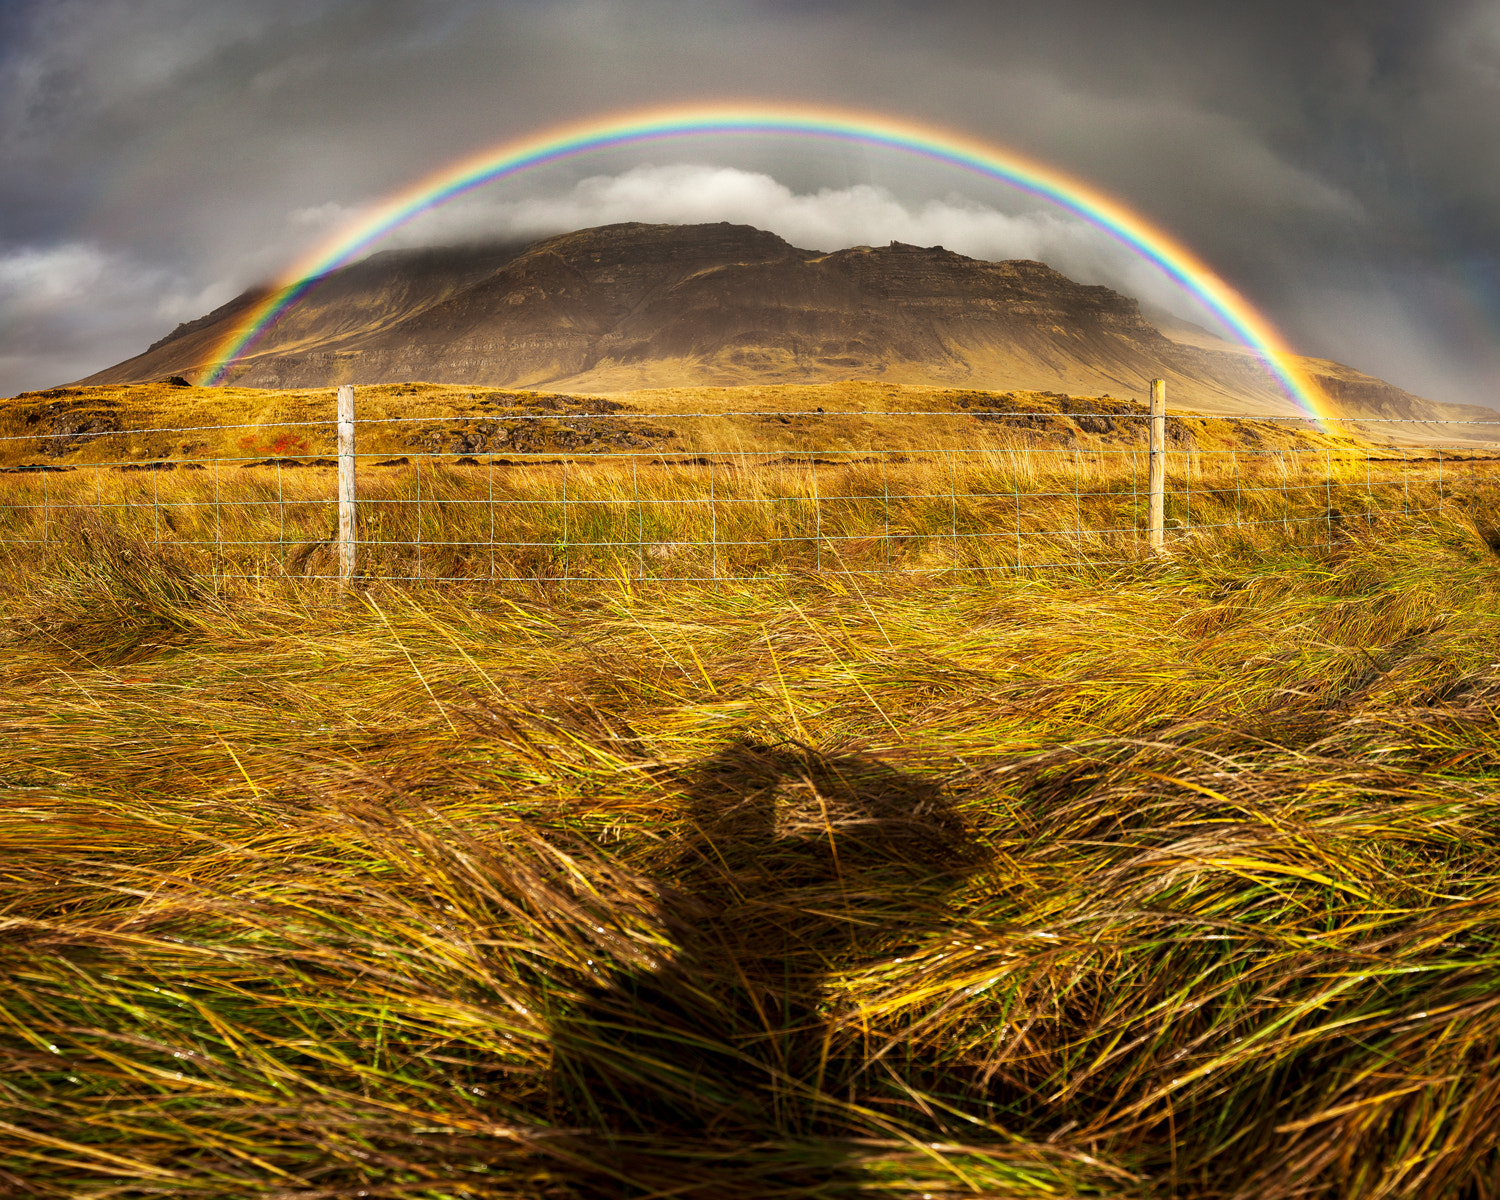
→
(2, 397, 1498, 584)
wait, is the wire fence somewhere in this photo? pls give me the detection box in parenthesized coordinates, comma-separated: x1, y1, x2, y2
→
(2, 392, 1498, 584)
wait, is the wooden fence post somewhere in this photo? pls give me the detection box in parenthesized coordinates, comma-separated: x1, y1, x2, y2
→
(1148, 378, 1166, 553)
(337, 385, 356, 582)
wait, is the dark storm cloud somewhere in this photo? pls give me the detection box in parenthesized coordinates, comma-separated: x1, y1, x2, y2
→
(1, 0, 1497, 404)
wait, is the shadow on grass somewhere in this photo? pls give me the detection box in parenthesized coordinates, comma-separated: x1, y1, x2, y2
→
(547, 740, 982, 1197)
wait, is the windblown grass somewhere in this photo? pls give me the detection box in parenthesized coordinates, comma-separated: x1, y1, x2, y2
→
(2, 446, 1483, 584)
(4, 495, 1500, 1196)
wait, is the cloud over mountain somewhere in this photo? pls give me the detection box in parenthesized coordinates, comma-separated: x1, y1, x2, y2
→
(3, 0, 1499, 403)
(374, 164, 1233, 329)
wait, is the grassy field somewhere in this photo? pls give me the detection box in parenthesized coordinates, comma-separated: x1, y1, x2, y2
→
(1, 420, 1477, 587)
(6, 379, 1486, 587)
(4, 381, 1500, 1197)
(0, 447, 1469, 585)
(4, 487, 1500, 1196)
(0, 380, 1368, 469)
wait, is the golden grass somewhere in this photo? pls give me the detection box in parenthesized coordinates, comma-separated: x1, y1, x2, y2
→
(2, 383, 1499, 1195)
(5, 437, 1480, 588)
(4, 463, 1500, 1195)
(0, 380, 1368, 470)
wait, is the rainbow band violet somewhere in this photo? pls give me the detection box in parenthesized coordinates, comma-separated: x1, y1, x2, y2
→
(196, 102, 1327, 421)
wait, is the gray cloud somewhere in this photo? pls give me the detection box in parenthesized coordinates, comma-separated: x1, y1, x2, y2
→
(0, 0, 1496, 406)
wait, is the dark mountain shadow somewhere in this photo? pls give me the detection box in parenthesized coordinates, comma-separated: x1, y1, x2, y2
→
(546, 738, 984, 1198)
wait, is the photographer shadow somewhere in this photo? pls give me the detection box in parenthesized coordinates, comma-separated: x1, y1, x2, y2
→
(548, 738, 982, 1196)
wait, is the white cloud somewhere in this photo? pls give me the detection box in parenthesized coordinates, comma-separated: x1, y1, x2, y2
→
(374, 163, 1240, 333)
(0, 242, 114, 310)
(0, 241, 233, 394)
(0, 240, 229, 326)
(289, 201, 358, 229)
(386, 163, 1084, 256)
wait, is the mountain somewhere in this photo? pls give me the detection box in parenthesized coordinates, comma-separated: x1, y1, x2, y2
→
(80, 222, 1484, 423)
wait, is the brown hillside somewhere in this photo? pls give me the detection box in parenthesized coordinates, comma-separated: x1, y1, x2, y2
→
(79, 222, 1492, 428)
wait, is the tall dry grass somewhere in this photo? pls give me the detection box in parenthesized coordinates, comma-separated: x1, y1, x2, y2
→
(1, 446, 1479, 583)
(3, 458, 1500, 1196)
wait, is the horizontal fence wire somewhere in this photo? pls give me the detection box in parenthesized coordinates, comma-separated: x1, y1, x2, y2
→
(2, 407, 1497, 584)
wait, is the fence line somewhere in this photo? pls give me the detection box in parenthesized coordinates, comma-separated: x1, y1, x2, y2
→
(2, 384, 1498, 584)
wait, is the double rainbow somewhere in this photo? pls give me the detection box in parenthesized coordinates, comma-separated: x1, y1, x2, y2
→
(197, 102, 1325, 419)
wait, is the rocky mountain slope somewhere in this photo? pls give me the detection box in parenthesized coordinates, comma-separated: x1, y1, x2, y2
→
(81, 222, 1484, 423)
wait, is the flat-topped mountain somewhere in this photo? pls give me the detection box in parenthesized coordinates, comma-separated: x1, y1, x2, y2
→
(82, 222, 1484, 422)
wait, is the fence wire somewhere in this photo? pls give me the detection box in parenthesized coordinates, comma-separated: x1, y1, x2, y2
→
(2, 407, 1496, 584)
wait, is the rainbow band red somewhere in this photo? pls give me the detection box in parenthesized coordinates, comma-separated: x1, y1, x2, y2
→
(197, 103, 1325, 419)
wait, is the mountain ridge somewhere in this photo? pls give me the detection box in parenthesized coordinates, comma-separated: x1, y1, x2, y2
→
(81, 221, 1487, 424)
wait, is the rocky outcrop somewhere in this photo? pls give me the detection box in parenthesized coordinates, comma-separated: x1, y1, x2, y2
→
(14, 388, 124, 457)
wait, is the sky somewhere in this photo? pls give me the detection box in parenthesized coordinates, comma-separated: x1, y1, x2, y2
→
(2, 0, 1499, 407)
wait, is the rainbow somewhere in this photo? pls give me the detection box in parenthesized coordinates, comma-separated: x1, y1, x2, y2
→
(197, 102, 1326, 419)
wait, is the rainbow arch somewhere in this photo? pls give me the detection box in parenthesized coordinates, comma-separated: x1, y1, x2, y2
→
(197, 102, 1325, 419)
